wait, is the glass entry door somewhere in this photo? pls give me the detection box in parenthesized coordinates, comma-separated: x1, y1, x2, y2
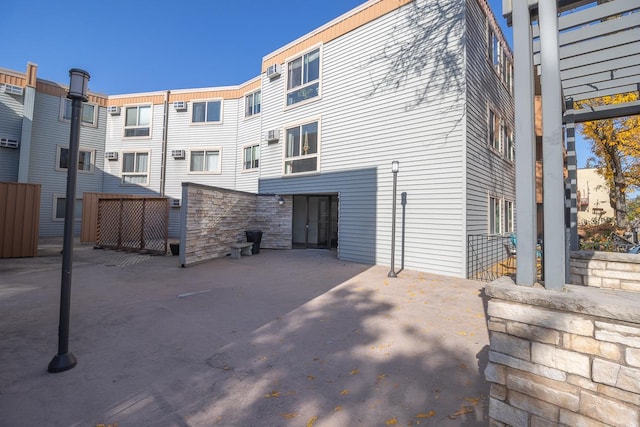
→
(292, 195, 338, 249)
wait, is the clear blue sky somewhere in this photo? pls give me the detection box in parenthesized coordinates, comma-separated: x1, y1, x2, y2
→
(1, 0, 592, 165)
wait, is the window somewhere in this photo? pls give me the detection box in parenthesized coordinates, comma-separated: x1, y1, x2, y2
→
(505, 200, 514, 233)
(245, 91, 261, 117)
(286, 48, 320, 106)
(504, 125, 514, 161)
(243, 144, 259, 170)
(121, 152, 149, 184)
(284, 121, 319, 175)
(60, 98, 97, 126)
(192, 100, 222, 123)
(488, 28, 500, 71)
(124, 105, 151, 137)
(189, 149, 220, 173)
(489, 196, 502, 235)
(53, 195, 82, 221)
(489, 108, 501, 152)
(507, 61, 514, 93)
(56, 145, 94, 173)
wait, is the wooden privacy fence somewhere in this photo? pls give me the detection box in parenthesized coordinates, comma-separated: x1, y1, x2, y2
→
(0, 182, 41, 258)
(82, 193, 168, 254)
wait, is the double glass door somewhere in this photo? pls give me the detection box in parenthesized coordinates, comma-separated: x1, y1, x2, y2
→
(292, 195, 338, 249)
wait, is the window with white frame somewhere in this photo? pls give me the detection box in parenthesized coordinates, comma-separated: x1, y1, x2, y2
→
(245, 91, 261, 117)
(505, 200, 514, 233)
(243, 144, 259, 170)
(504, 125, 514, 161)
(121, 151, 149, 184)
(124, 105, 151, 137)
(60, 98, 97, 126)
(502, 51, 513, 91)
(189, 149, 221, 173)
(507, 61, 514, 93)
(286, 48, 320, 106)
(488, 27, 499, 68)
(489, 196, 502, 235)
(285, 121, 319, 174)
(489, 108, 501, 152)
(53, 195, 82, 221)
(56, 145, 94, 173)
(192, 100, 222, 123)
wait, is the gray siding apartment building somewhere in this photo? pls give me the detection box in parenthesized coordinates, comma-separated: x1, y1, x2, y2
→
(0, 0, 514, 278)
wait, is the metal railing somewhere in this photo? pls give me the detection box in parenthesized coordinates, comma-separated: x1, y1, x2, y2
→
(467, 234, 515, 282)
(467, 234, 545, 282)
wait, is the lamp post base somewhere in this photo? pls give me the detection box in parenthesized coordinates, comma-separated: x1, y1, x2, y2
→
(388, 270, 397, 278)
(48, 352, 77, 373)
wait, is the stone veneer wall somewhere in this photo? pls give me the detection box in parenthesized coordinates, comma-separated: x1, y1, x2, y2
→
(255, 194, 292, 250)
(485, 277, 640, 427)
(180, 183, 257, 266)
(570, 250, 640, 292)
(178, 184, 294, 266)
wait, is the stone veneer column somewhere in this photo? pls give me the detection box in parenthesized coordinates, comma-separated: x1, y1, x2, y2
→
(485, 278, 640, 426)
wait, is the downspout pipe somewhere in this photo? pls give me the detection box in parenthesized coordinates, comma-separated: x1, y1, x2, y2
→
(160, 90, 170, 196)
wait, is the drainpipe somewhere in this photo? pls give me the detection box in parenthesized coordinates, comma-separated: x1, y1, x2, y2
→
(160, 90, 170, 196)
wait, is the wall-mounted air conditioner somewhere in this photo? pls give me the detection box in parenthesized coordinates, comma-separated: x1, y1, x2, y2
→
(107, 106, 121, 115)
(0, 137, 19, 149)
(266, 64, 281, 79)
(1, 84, 24, 96)
(105, 151, 118, 160)
(266, 129, 280, 143)
(171, 199, 181, 208)
(171, 149, 185, 159)
(173, 101, 187, 111)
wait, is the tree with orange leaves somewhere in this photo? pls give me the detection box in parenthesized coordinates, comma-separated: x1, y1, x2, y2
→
(577, 92, 640, 228)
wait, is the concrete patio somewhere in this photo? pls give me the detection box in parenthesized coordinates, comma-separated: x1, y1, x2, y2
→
(0, 242, 491, 426)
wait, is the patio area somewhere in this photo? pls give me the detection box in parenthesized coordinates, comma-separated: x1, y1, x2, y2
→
(0, 243, 491, 426)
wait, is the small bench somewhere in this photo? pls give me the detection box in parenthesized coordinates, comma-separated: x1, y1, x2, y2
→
(229, 242, 253, 259)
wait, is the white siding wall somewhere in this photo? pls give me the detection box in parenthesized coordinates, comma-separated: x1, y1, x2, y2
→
(258, 0, 468, 277)
(235, 93, 262, 193)
(464, 0, 515, 237)
(0, 92, 24, 181)
(163, 98, 242, 236)
(102, 103, 164, 196)
(29, 92, 106, 236)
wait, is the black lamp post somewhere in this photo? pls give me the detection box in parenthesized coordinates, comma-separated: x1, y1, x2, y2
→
(48, 68, 90, 373)
(388, 160, 399, 278)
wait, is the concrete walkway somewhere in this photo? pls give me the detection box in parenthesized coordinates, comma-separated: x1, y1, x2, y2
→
(0, 243, 490, 426)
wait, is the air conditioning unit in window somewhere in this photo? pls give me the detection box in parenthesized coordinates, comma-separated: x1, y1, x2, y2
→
(171, 149, 185, 159)
(171, 199, 181, 208)
(266, 64, 281, 79)
(105, 151, 118, 160)
(2, 84, 23, 96)
(266, 129, 280, 143)
(0, 137, 19, 149)
(107, 106, 121, 115)
(173, 101, 187, 111)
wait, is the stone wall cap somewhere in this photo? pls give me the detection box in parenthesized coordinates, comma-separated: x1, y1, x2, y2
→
(485, 278, 640, 324)
(571, 250, 640, 263)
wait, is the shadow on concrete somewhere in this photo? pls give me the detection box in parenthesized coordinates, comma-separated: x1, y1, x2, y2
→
(0, 249, 490, 426)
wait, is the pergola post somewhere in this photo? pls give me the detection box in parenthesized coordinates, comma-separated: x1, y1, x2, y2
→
(513, 0, 537, 286)
(539, 0, 566, 290)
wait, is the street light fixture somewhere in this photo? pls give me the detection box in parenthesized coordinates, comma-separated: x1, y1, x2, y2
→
(388, 160, 399, 278)
(48, 68, 90, 373)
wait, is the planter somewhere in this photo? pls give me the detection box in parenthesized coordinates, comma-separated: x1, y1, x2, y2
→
(169, 243, 179, 256)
